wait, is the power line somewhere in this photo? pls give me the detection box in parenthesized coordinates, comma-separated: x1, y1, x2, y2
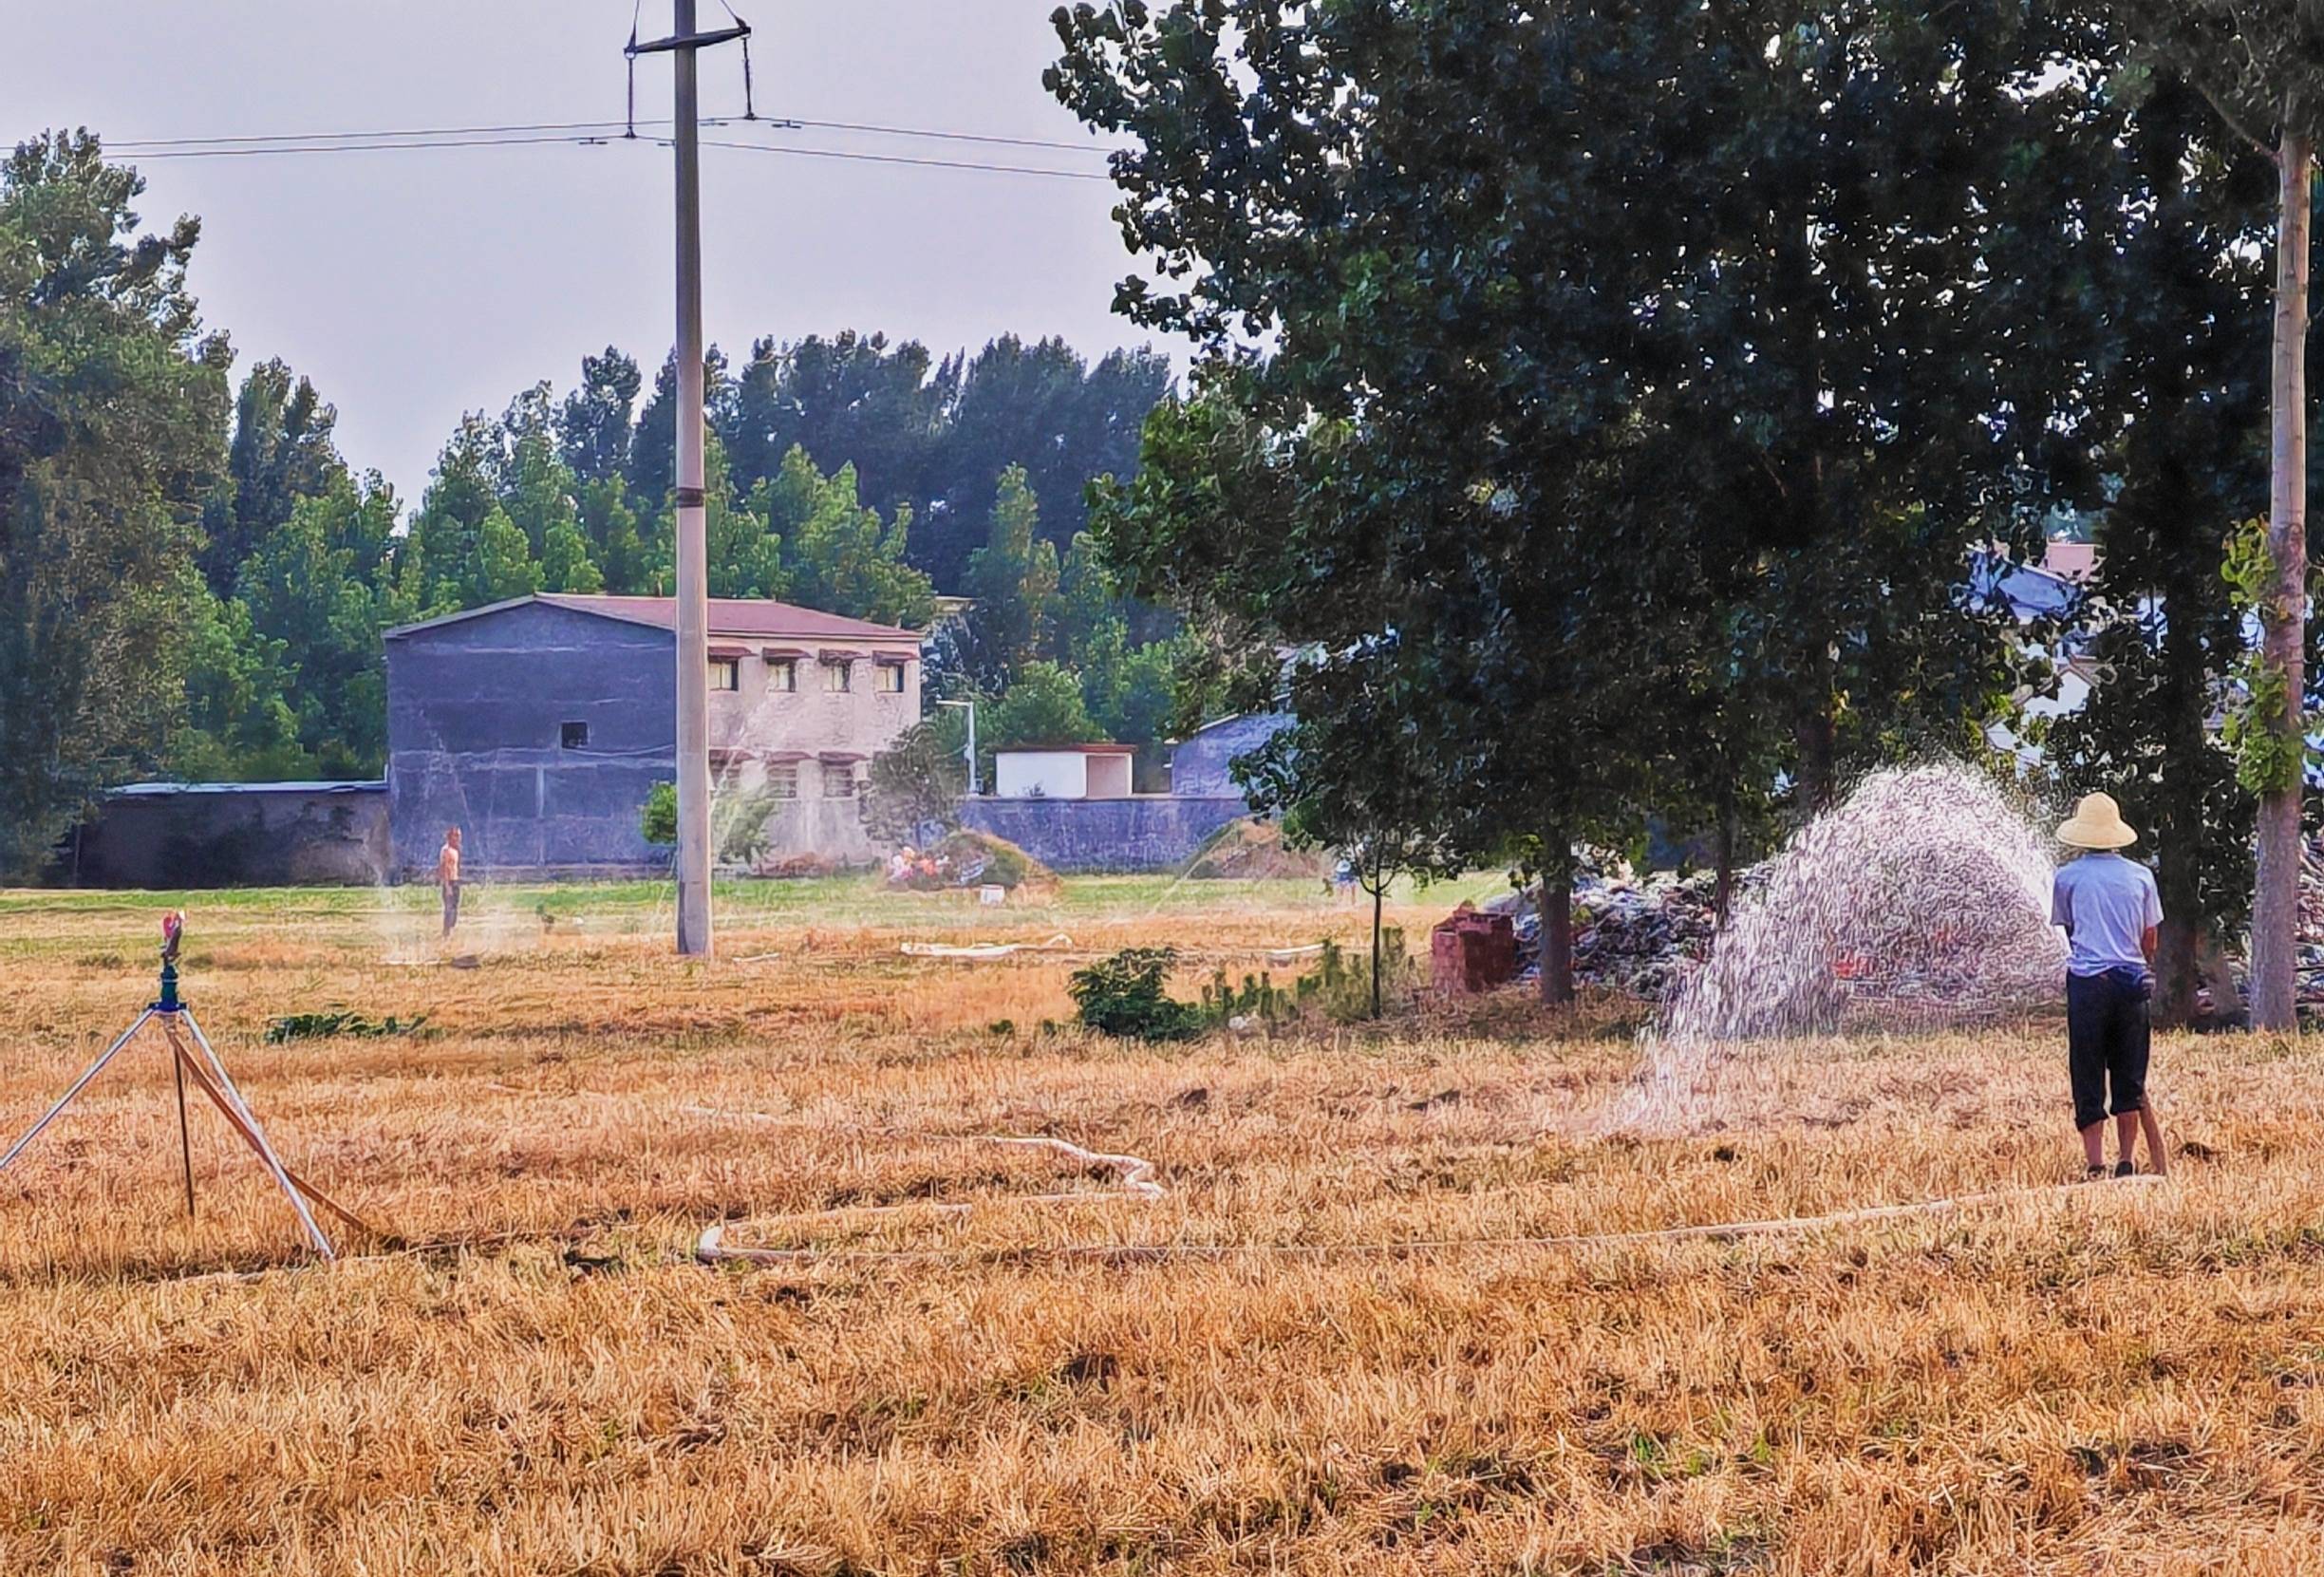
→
(104, 115, 1123, 160)
(104, 119, 659, 149)
(690, 137, 1114, 181)
(781, 117, 1119, 156)
(121, 133, 610, 161)
(105, 128, 1116, 182)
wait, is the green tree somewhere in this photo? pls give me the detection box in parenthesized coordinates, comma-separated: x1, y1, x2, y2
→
(757, 445, 937, 627)
(197, 357, 345, 595)
(864, 717, 968, 846)
(169, 578, 309, 781)
(963, 463, 1059, 683)
(2108, 0, 2324, 1029)
(402, 417, 503, 611)
(628, 347, 727, 514)
(980, 659, 1102, 782)
(1053, 0, 2103, 998)
(2049, 65, 2277, 1023)
(0, 132, 230, 873)
(468, 505, 543, 605)
(723, 330, 946, 526)
(644, 432, 783, 599)
(559, 346, 640, 486)
(577, 476, 649, 594)
(1240, 655, 1470, 1018)
(234, 473, 411, 775)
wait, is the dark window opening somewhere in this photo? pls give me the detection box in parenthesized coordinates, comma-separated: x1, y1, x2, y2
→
(560, 722, 590, 750)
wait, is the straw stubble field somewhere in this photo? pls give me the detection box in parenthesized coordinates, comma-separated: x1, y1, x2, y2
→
(4, 878, 2324, 1575)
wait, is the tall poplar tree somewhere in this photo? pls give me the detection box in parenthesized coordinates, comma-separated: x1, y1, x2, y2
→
(0, 133, 229, 873)
(2108, 0, 2324, 1029)
(1053, 0, 2097, 999)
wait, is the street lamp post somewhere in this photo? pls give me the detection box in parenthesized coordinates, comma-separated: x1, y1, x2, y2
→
(936, 699, 979, 797)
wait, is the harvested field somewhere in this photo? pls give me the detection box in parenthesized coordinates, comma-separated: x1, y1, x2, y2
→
(3, 875, 2322, 1574)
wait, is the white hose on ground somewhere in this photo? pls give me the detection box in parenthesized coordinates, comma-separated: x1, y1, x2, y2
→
(693, 1169, 2165, 1270)
(898, 932, 1075, 960)
(684, 1104, 1164, 1267)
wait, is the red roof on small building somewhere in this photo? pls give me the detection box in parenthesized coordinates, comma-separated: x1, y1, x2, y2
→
(538, 593, 918, 642)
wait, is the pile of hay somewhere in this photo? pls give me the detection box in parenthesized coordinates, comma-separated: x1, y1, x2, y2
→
(890, 829, 1059, 895)
(1183, 817, 1331, 881)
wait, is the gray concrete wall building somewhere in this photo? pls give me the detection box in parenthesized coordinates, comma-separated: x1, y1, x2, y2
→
(385, 594, 922, 877)
(74, 781, 391, 888)
(1168, 711, 1294, 798)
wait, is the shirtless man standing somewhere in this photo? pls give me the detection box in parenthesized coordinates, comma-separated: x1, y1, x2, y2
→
(439, 827, 463, 939)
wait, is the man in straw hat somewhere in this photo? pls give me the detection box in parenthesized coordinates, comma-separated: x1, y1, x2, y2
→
(2051, 793, 2164, 1178)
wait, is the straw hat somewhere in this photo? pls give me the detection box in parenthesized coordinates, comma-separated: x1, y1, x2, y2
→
(2056, 792, 2137, 850)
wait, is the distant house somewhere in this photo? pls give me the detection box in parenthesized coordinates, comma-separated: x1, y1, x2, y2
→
(1168, 711, 1294, 799)
(384, 593, 922, 875)
(994, 742, 1137, 800)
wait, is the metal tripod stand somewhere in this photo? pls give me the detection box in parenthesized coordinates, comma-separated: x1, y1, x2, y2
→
(0, 915, 365, 1260)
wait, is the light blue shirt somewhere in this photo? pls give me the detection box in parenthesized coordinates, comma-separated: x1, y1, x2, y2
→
(2051, 852, 2163, 978)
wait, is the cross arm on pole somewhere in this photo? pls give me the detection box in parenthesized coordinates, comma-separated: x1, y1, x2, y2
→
(628, 24, 750, 54)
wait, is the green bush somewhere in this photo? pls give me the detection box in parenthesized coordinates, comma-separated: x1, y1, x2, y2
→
(1293, 929, 1415, 1022)
(1069, 947, 1205, 1042)
(641, 781, 677, 846)
(1071, 930, 1416, 1041)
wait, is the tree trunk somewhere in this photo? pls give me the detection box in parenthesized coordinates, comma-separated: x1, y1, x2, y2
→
(1370, 858, 1384, 1021)
(1539, 836, 1574, 1006)
(1713, 791, 1738, 928)
(1794, 703, 1837, 815)
(2154, 914, 2200, 1029)
(2252, 122, 2312, 1034)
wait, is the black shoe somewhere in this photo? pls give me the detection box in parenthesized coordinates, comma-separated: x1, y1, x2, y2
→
(2086, 1164, 2108, 1181)
(2114, 1160, 2135, 1178)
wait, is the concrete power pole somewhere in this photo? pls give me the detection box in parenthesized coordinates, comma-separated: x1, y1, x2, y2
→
(671, 0, 711, 957)
(628, 2, 747, 954)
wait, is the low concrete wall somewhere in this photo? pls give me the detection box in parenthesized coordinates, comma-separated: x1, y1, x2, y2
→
(75, 782, 391, 888)
(961, 796, 1249, 873)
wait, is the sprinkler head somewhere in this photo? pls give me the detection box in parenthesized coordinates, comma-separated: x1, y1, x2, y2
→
(160, 911, 184, 962)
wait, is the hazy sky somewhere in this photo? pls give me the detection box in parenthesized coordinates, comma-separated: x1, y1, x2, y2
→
(3, 2, 1154, 502)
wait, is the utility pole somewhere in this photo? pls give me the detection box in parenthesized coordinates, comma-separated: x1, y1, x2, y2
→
(938, 697, 980, 796)
(671, 0, 710, 957)
(631, 0, 750, 955)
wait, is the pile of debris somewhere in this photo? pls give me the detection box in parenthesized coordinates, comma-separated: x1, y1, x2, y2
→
(1485, 853, 1728, 999)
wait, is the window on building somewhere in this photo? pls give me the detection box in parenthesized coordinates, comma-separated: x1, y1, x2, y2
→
(821, 761, 858, 798)
(823, 660, 852, 693)
(559, 721, 590, 750)
(767, 659, 797, 692)
(874, 662, 906, 694)
(710, 657, 740, 692)
(767, 763, 799, 800)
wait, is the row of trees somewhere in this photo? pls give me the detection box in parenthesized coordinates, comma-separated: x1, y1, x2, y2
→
(0, 129, 1193, 873)
(562, 329, 1171, 592)
(1049, 0, 2324, 1022)
(177, 359, 1205, 794)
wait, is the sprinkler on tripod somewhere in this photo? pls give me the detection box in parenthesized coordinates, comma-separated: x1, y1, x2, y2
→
(0, 910, 375, 1260)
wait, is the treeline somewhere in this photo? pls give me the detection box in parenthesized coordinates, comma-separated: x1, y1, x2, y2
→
(1051, 0, 2314, 1020)
(0, 130, 1187, 871)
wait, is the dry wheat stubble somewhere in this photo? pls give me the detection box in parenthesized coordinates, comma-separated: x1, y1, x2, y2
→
(0, 883, 2321, 1574)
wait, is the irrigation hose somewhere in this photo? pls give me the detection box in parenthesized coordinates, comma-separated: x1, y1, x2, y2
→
(684, 1105, 2165, 1270)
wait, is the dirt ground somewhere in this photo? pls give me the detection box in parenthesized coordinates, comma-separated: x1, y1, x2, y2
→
(3, 876, 2323, 1575)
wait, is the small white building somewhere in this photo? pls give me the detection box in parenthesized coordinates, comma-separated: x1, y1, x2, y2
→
(993, 743, 1136, 800)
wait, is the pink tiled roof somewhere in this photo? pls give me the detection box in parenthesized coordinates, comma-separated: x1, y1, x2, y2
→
(538, 593, 919, 642)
